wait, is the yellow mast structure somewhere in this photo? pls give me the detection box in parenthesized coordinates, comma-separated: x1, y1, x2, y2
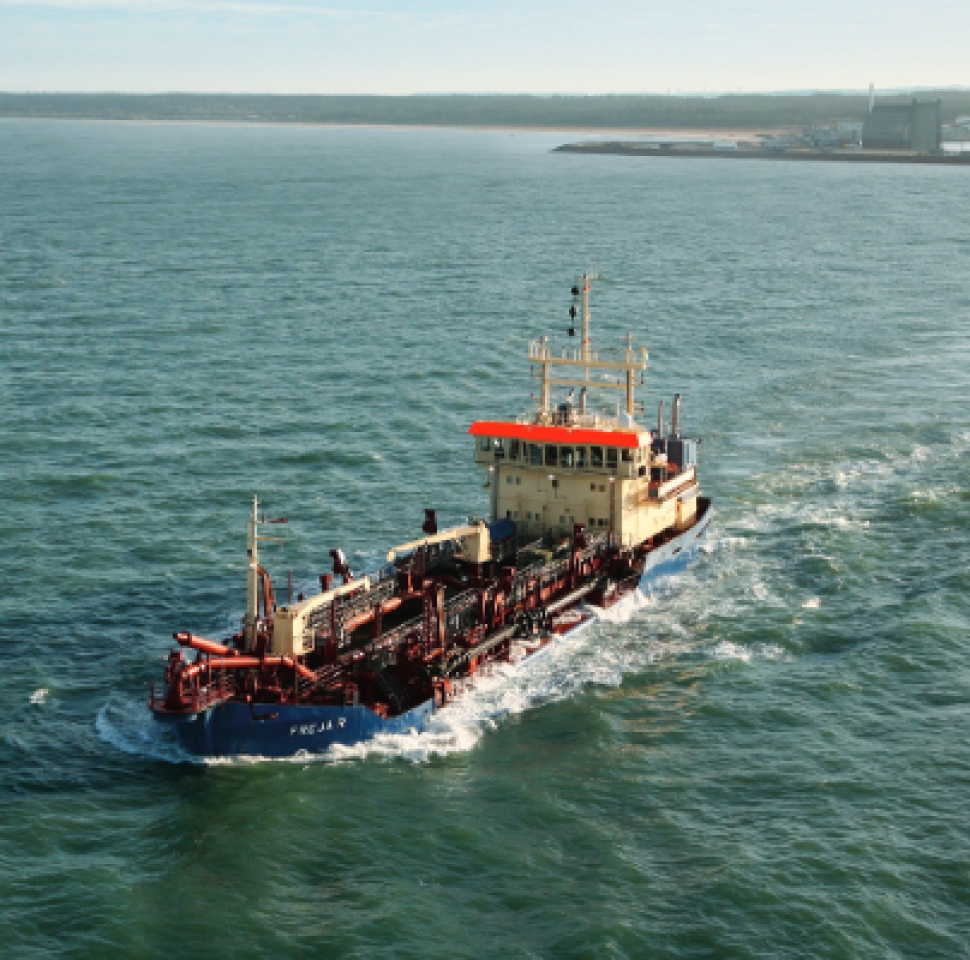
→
(245, 494, 260, 648)
(244, 494, 286, 650)
(529, 274, 647, 421)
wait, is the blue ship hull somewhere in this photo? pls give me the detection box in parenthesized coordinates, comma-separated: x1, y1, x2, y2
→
(155, 698, 438, 759)
(158, 500, 712, 760)
(637, 497, 713, 589)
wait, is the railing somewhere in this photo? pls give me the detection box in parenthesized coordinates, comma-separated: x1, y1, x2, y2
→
(296, 663, 344, 699)
(446, 589, 479, 616)
(641, 467, 697, 503)
(334, 576, 397, 626)
(529, 341, 610, 365)
(153, 671, 236, 715)
(358, 613, 425, 656)
(515, 533, 606, 577)
(579, 533, 610, 562)
(302, 575, 397, 640)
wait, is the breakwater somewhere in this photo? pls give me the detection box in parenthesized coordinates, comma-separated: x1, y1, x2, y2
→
(557, 141, 970, 164)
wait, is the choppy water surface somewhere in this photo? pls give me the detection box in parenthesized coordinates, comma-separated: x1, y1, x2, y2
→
(1, 121, 968, 959)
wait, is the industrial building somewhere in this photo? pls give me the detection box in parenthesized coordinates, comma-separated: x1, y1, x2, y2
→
(862, 99, 942, 152)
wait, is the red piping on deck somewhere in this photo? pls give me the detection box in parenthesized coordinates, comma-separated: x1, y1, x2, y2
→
(182, 656, 316, 682)
(342, 596, 405, 633)
(176, 632, 240, 657)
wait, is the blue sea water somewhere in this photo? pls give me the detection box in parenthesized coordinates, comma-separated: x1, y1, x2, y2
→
(1, 120, 969, 959)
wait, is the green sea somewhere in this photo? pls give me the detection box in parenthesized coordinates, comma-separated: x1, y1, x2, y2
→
(1, 120, 968, 959)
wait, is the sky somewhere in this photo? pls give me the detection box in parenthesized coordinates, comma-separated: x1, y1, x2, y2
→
(1, 0, 968, 95)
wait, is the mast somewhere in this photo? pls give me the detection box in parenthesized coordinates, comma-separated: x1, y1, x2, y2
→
(245, 494, 259, 649)
(624, 332, 635, 416)
(530, 273, 647, 420)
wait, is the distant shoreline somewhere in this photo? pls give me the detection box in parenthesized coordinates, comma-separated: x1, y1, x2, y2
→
(0, 115, 781, 138)
(3, 91, 970, 131)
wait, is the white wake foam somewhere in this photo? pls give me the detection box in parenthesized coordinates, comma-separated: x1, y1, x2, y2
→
(95, 698, 196, 764)
(590, 589, 655, 623)
(709, 640, 788, 663)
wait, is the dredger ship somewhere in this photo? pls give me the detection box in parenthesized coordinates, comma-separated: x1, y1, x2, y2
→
(150, 275, 713, 757)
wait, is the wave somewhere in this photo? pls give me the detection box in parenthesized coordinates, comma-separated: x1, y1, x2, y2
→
(95, 697, 198, 765)
(709, 640, 788, 662)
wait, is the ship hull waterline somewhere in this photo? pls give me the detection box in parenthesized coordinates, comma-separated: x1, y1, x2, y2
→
(154, 500, 713, 760)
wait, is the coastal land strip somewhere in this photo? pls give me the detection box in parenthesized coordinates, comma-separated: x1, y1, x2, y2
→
(3, 91, 970, 131)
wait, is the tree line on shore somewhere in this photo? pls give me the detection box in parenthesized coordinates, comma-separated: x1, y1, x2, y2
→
(3, 91, 970, 128)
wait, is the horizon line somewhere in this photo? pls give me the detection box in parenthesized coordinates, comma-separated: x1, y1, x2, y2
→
(4, 87, 970, 98)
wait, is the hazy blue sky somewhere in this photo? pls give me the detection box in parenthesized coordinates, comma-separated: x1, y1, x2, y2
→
(1, 0, 967, 94)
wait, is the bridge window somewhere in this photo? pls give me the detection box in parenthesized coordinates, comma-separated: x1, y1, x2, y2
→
(606, 448, 618, 470)
(560, 446, 574, 468)
(590, 446, 603, 468)
(494, 439, 505, 458)
(545, 445, 558, 466)
(576, 447, 587, 468)
(529, 443, 542, 466)
(622, 449, 633, 463)
(510, 439, 520, 460)
(479, 437, 491, 452)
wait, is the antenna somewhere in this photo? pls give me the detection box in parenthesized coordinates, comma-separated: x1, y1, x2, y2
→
(530, 272, 647, 420)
